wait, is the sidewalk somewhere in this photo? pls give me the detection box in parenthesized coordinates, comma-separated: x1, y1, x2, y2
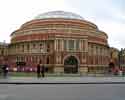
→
(0, 76, 125, 84)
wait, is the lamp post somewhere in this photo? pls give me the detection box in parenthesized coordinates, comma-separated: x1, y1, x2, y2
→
(119, 48, 124, 69)
(118, 49, 122, 69)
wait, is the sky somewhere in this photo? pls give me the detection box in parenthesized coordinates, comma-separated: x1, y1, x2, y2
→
(0, 0, 124, 49)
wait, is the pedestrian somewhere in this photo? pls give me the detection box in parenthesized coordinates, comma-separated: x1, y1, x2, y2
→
(37, 60, 42, 78)
(41, 64, 45, 78)
(113, 67, 119, 76)
(122, 68, 125, 76)
(2, 64, 9, 78)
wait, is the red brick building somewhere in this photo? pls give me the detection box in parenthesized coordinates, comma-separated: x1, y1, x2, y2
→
(0, 11, 110, 74)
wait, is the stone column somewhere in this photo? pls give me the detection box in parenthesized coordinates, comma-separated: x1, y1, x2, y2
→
(54, 39, 58, 51)
(79, 39, 82, 51)
(67, 40, 69, 51)
(85, 39, 88, 52)
(94, 46, 96, 65)
(61, 39, 64, 51)
(74, 39, 76, 51)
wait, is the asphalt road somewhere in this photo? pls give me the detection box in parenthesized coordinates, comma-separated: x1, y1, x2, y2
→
(0, 84, 125, 100)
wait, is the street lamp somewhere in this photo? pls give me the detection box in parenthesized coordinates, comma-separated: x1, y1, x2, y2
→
(118, 49, 122, 68)
(119, 48, 125, 69)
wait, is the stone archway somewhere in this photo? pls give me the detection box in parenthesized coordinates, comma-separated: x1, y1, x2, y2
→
(64, 56, 78, 73)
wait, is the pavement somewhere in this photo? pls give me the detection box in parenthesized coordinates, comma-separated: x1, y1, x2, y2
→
(0, 77, 125, 100)
(0, 76, 125, 84)
(1, 83, 125, 100)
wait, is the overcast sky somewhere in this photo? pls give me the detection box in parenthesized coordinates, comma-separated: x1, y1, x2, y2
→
(0, 0, 124, 49)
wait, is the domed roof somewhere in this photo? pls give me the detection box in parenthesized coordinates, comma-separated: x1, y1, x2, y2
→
(35, 11, 84, 20)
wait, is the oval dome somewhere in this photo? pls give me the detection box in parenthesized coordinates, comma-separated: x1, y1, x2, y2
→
(35, 11, 84, 20)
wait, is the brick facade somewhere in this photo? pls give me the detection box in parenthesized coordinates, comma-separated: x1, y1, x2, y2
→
(0, 11, 110, 74)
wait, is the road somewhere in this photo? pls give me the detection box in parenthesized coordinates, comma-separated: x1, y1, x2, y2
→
(0, 84, 125, 100)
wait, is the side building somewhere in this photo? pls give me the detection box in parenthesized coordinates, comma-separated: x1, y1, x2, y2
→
(0, 42, 8, 65)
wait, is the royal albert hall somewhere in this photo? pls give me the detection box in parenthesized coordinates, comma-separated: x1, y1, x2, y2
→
(7, 11, 110, 74)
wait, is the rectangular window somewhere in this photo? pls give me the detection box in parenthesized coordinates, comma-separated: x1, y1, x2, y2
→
(22, 45, 24, 52)
(64, 40, 67, 50)
(16, 56, 20, 62)
(33, 44, 36, 48)
(88, 45, 91, 55)
(76, 40, 79, 51)
(68, 40, 74, 51)
(21, 56, 24, 62)
(47, 43, 50, 52)
(1, 50, 4, 55)
(46, 56, 49, 64)
(27, 44, 30, 51)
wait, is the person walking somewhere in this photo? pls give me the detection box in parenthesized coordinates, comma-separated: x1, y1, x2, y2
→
(37, 60, 42, 78)
(2, 64, 9, 78)
(41, 64, 45, 78)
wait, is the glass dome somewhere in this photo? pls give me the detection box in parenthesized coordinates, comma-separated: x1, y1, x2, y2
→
(35, 11, 84, 20)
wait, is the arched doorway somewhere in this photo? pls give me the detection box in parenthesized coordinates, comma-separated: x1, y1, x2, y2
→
(64, 56, 78, 73)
